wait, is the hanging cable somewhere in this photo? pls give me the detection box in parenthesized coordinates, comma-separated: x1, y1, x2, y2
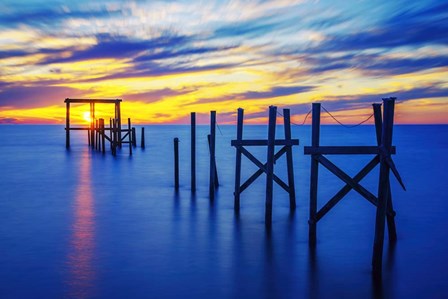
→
(321, 105, 374, 128)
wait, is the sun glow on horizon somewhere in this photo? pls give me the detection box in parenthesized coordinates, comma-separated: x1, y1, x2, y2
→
(82, 111, 92, 123)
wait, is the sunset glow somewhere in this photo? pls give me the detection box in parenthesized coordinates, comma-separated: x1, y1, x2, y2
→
(0, 1, 447, 124)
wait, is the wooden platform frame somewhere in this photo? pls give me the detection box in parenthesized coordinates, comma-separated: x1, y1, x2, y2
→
(231, 106, 299, 227)
(304, 98, 405, 276)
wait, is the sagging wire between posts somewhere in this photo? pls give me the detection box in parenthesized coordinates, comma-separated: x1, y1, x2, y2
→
(321, 105, 374, 128)
(277, 108, 312, 126)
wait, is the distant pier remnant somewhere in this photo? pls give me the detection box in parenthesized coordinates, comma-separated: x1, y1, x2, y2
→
(304, 97, 405, 277)
(209, 111, 217, 200)
(191, 112, 196, 193)
(174, 137, 179, 190)
(64, 98, 134, 156)
(231, 106, 299, 227)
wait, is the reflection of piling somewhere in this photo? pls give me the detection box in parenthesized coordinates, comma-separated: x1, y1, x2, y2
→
(141, 127, 145, 149)
(174, 137, 179, 190)
(209, 111, 216, 200)
(191, 112, 196, 193)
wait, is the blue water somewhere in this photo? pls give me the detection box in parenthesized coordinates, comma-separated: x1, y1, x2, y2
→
(0, 124, 447, 299)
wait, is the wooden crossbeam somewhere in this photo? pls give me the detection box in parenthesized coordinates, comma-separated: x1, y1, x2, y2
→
(305, 146, 396, 155)
(239, 146, 288, 193)
(239, 146, 290, 192)
(231, 139, 299, 146)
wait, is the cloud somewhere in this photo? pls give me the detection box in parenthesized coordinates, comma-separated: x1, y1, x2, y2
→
(124, 87, 197, 103)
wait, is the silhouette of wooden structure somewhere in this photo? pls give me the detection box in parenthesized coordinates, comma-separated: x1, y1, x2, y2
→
(231, 106, 299, 227)
(64, 98, 134, 156)
(304, 97, 405, 276)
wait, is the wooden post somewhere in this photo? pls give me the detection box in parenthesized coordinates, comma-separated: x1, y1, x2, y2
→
(265, 106, 277, 227)
(132, 127, 137, 147)
(90, 103, 94, 147)
(111, 118, 116, 156)
(128, 118, 132, 156)
(95, 119, 99, 150)
(191, 112, 196, 193)
(141, 127, 145, 149)
(208, 134, 219, 187)
(209, 111, 216, 200)
(117, 102, 122, 148)
(87, 129, 90, 146)
(309, 103, 321, 245)
(109, 118, 113, 152)
(372, 98, 395, 276)
(234, 108, 244, 211)
(100, 118, 106, 154)
(283, 108, 296, 210)
(373, 103, 397, 242)
(65, 100, 70, 148)
(174, 137, 179, 190)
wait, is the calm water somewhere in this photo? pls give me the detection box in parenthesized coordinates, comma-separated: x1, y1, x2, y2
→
(0, 124, 447, 299)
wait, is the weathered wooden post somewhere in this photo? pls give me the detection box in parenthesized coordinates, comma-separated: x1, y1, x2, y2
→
(209, 111, 216, 200)
(87, 129, 90, 146)
(132, 127, 137, 147)
(100, 118, 106, 154)
(265, 106, 277, 227)
(141, 127, 145, 149)
(95, 119, 99, 150)
(373, 103, 397, 242)
(234, 108, 244, 212)
(128, 118, 132, 156)
(65, 100, 70, 148)
(284, 108, 296, 210)
(208, 134, 219, 188)
(309, 103, 321, 245)
(109, 118, 113, 152)
(116, 102, 122, 148)
(191, 112, 196, 193)
(174, 137, 179, 190)
(372, 98, 395, 276)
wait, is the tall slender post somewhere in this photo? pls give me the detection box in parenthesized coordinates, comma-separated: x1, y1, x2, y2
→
(234, 108, 244, 212)
(373, 103, 397, 242)
(128, 118, 132, 156)
(174, 138, 179, 190)
(283, 108, 296, 210)
(65, 100, 70, 148)
(265, 106, 277, 227)
(309, 103, 321, 245)
(208, 134, 219, 187)
(132, 128, 137, 147)
(117, 102, 122, 148)
(191, 112, 196, 193)
(209, 111, 216, 200)
(141, 127, 145, 149)
(109, 118, 113, 151)
(372, 98, 395, 276)
(100, 118, 106, 154)
(95, 119, 99, 150)
(90, 103, 94, 147)
(112, 119, 116, 156)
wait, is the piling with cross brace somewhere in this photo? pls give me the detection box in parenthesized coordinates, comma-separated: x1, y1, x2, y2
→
(309, 103, 321, 246)
(234, 108, 244, 211)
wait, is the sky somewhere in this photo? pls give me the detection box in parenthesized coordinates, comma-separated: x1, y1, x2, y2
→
(0, 0, 447, 124)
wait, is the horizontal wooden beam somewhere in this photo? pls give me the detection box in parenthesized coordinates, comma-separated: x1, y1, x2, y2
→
(231, 139, 299, 146)
(64, 98, 122, 103)
(304, 146, 396, 155)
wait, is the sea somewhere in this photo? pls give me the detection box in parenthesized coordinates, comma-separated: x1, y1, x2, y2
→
(0, 124, 447, 299)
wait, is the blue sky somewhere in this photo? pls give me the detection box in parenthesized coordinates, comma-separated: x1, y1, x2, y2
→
(0, 0, 447, 123)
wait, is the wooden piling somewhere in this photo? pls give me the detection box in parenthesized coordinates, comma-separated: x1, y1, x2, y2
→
(109, 118, 113, 152)
(141, 127, 145, 149)
(234, 108, 244, 211)
(208, 134, 219, 188)
(372, 98, 395, 276)
(132, 127, 137, 147)
(65, 100, 70, 148)
(209, 111, 216, 200)
(373, 103, 397, 242)
(191, 112, 196, 193)
(283, 109, 296, 210)
(265, 106, 277, 227)
(174, 137, 179, 190)
(128, 118, 132, 156)
(309, 103, 321, 245)
(116, 102, 122, 148)
(100, 118, 106, 154)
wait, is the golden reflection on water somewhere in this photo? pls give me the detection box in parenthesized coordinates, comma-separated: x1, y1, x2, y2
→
(66, 153, 96, 298)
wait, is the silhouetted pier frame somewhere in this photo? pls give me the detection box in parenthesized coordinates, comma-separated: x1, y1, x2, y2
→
(304, 97, 405, 276)
(231, 106, 299, 227)
(65, 98, 122, 148)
